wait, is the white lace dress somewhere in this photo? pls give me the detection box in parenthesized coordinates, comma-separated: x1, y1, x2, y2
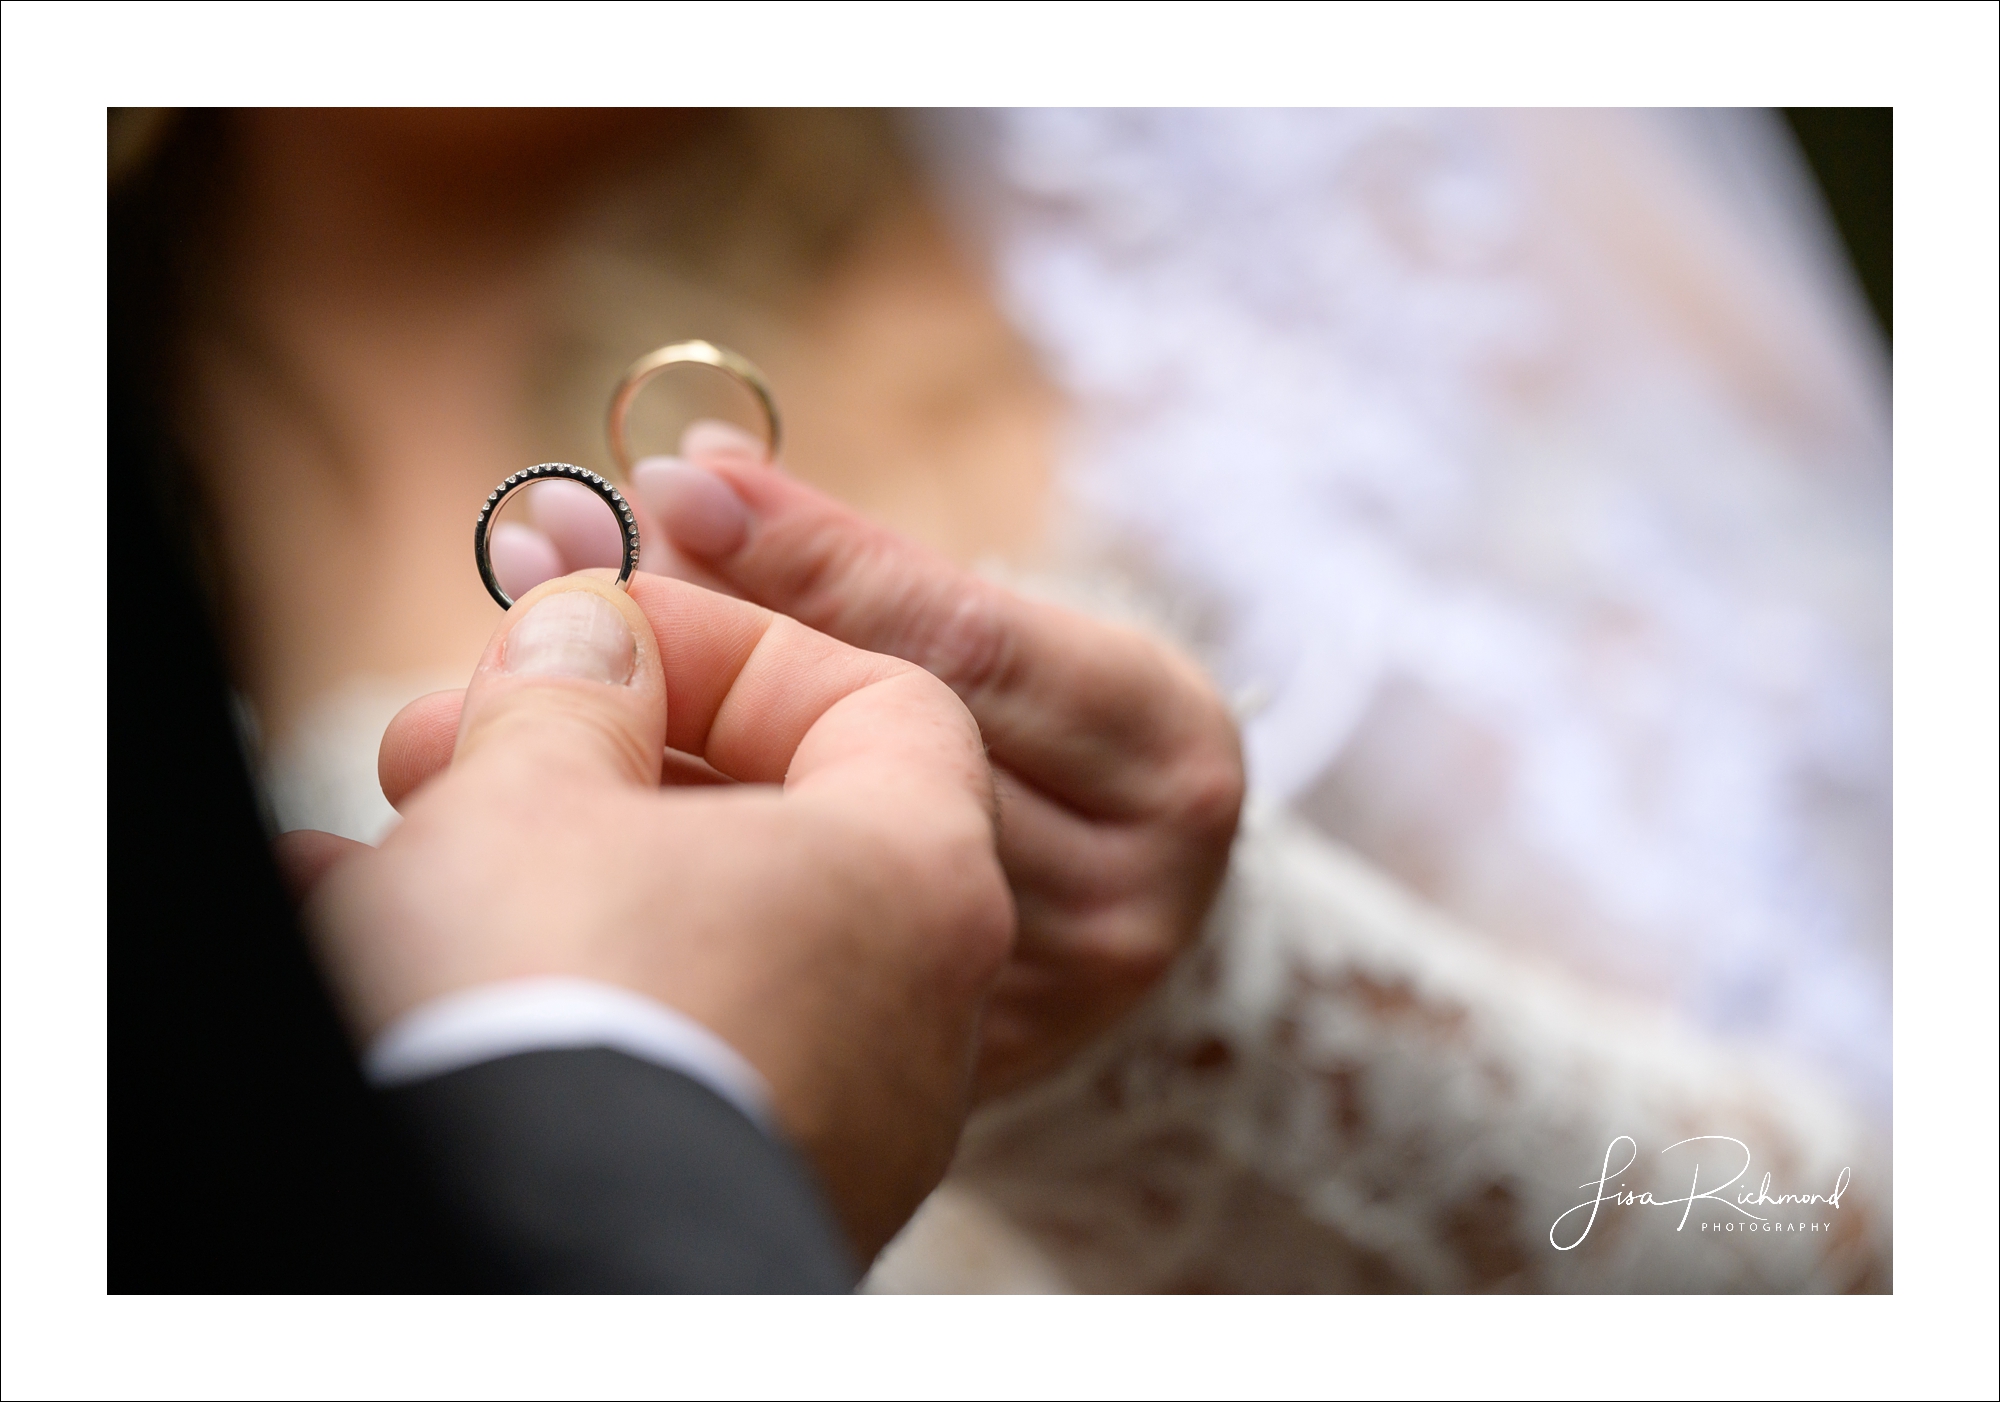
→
(265, 108, 1893, 1292)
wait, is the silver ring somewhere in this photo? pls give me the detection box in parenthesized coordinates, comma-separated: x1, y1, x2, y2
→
(474, 462, 641, 610)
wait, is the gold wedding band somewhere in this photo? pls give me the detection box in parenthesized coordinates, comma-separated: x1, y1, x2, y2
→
(606, 340, 781, 479)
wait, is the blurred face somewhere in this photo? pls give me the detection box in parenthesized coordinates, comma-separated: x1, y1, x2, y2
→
(307, 108, 663, 172)
(230, 108, 686, 254)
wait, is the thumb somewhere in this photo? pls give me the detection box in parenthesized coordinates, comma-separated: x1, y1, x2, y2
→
(452, 576, 666, 791)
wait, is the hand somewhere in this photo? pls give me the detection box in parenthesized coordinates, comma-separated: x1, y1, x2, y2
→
(281, 573, 1014, 1258)
(497, 423, 1246, 1099)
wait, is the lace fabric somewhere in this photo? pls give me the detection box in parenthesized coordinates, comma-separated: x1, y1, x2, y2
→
(871, 806, 1888, 1292)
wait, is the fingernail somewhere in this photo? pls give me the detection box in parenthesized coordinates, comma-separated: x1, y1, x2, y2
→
(503, 591, 635, 685)
(681, 418, 768, 467)
(632, 455, 750, 558)
(488, 521, 564, 601)
(526, 477, 626, 569)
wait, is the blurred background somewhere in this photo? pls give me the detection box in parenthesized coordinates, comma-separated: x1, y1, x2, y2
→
(113, 107, 1892, 1291)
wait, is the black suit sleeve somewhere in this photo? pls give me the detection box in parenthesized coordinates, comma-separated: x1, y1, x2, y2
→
(388, 1049, 856, 1293)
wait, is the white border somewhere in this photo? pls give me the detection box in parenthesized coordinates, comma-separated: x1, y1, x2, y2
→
(4, 2, 1994, 1399)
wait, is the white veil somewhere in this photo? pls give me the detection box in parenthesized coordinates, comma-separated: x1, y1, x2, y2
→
(915, 109, 1890, 1109)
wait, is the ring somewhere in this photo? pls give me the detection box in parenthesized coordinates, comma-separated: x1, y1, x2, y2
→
(473, 462, 641, 610)
(606, 339, 781, 478)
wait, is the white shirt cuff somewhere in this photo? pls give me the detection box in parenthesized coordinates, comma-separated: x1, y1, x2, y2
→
(364, 977, 774, 1133)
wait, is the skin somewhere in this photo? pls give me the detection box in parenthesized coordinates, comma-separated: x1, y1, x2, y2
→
(183, 110, 672, 732)
(284, 573, 1015, 1259)
(190, 111, 1245, 1247)
(479, 421, 1246, 1098)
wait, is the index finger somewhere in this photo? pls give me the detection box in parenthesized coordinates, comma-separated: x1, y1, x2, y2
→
(381, 571, 992, 805)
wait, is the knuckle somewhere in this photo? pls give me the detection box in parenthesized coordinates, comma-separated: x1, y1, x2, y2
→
(956, 870, 1018, 985)
(899, 661, 987, 745)
(911, 584, 1013, 699)
(761, 512, 863, 619)
(729, 507, 874, 646)
(1098, 931, 1180, 994)
(756, 506, 1012, 701)
(1026, 904, 1182, 1001)
(889, 810, 1016, 980)
(1164, 713, 1248, 842)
